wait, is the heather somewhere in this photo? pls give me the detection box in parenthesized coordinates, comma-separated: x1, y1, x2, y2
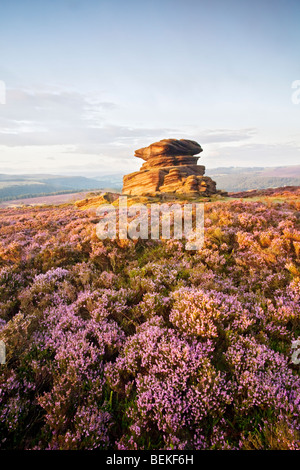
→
(0, 197, 299, 449)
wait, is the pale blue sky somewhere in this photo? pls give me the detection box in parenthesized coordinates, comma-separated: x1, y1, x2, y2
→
(0, 0, 299, 175)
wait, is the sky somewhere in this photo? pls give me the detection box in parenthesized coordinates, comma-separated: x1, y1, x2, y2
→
(0, 0, 299, 176)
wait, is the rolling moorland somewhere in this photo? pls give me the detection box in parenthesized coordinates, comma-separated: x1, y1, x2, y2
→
(0, 187, 299, 450)
(0, 174, 109, 202)
(209, 165, 300, 192)
(1, 165, 300, 202)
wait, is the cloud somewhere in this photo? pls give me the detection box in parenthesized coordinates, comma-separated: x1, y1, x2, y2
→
(203, 141, 300, 168)
(0, 87, 299, 173)
(0, 88, 118, 146)
(0, 88, 258, 149)
(184, 128, 257, 144)
(0, 88, 183, 151)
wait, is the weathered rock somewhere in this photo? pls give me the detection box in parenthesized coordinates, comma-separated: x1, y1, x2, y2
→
(141, 155, 200, 169)
(135, 139, 202, 161)
(122, 138, 218, 197)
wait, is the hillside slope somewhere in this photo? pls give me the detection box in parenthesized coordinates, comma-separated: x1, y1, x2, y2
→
(0, 194, 299, 450)
(206, 165, 300, 192)
(0, 174, 111, 201)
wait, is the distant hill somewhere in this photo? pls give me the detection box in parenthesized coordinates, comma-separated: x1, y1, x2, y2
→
(0, 174, 119, 202)
(1, 165, 299, 201)
(93, 166, 300, 193)
(227, 185, 300, 199)
(93, 173, 123, 190)
(206, 165, 300, 192)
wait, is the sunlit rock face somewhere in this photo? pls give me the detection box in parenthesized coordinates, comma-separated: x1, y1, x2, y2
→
(122, 138, 218, 196)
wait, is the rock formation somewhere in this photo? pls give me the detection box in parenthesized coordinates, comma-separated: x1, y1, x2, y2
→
(122, 138, 219, 196)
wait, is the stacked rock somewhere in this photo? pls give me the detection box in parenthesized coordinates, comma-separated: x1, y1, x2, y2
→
(122, 138, 218, 197)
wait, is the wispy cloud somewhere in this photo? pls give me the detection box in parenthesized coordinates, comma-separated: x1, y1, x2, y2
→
(0, 87, 299, 174)
(196, 128, 257, 144)
(204, 141, 300, 168)
(0, 88, 181, 150)
(0, 88, 118, 144)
